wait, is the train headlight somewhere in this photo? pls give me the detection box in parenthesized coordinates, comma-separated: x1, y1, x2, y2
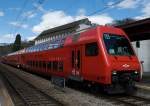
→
(134, 71, 138, 74)
(112, 71, 117, 75)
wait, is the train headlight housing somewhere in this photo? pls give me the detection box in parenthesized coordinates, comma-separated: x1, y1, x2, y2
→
(133, 71, 140, 81)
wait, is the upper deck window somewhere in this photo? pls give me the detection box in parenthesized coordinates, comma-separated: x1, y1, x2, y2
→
(85, 42, 98, 56)
(103, 33, 134, 56)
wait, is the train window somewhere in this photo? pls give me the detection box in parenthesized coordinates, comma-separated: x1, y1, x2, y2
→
(85, 42, 98, 56)
(32, 61, 35, 67)
(36, 61, 38, 67)
(43, 61, 46, 68)
(72, 50, 75, 68)
(29, 61, 32, 66)
(53, 61, 58, 71)
(77, 50, 80, 69)
(58, 61, 63, 71)
(48, 44, 53, 49)
(39, 61, 42, 68)
(27, 61, 29, 65)
(103, 33, 134, 56)
(47, 61, 52, 69)
(53, 44, 58, 48)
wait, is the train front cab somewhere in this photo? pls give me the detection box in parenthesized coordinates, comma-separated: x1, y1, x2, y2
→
(98, 26, 141, 93)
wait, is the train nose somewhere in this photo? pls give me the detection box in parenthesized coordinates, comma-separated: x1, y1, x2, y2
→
(112, 70, 140, 83)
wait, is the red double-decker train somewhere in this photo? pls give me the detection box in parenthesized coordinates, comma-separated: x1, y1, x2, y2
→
(2, 26, 141, 93)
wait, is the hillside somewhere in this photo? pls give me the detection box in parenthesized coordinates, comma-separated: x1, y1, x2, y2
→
(0, 41, 34, 56)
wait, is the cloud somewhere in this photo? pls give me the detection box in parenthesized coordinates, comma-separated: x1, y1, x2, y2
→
(22, 11, 37, 19)
(26, 36, 37, 41)
(117, 0, 140, 9)
(0, 34, 15, 43)
(77, 8, 86, 16)
(9, 22, 28, 29)
(32, 11, 74, 33)
(107, 1, 116, 8)
(32, 10, 113, 33)
(135, 1, 150, 19)
(88, 14, 113, 25)
(0, 11, 4, 16)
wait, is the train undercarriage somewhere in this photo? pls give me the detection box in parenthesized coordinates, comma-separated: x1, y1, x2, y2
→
(104, 71, 140, 94)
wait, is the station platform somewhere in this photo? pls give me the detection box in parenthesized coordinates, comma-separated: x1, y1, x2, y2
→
(135, 82, 150, 99)
(136, 82, 150, 90)
(0, 76, 14, 106)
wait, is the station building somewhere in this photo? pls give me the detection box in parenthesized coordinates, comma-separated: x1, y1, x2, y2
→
(34, 18, 92, 45)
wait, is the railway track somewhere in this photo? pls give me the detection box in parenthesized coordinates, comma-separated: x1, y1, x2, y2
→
(0, 65, 63, 106)
(108, 95, 150, 106)
(68, 82, 150, 106)
(1, 63, 150, 106)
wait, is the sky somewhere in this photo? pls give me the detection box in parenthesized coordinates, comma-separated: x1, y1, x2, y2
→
(0, 0, 150, 43)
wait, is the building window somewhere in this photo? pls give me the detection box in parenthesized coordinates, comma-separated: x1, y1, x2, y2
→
(136, 41, 140, 48)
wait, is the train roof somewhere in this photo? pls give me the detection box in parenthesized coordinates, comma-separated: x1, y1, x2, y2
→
(7, 25, 124, 56)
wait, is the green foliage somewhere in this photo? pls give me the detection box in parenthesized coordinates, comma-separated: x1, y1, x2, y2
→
(0, 40, 34, 56)
(0, 44, 13, 56)
(113, 18, 136, 26)
(12, 34, 21, 52)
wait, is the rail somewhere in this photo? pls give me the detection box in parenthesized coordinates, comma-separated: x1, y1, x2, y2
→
(0, 64, 63, 106)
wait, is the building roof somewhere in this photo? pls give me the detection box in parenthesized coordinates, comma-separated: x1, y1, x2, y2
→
(35, 18, 91, 40)
(117, 17, 150, 41)
(117, 17, 150, 28)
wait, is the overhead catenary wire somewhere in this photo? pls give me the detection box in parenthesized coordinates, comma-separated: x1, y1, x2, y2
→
(13, 0, 46, 35)
(11, 0, 123, 37)
(10, 0, 29, 36)
(87, 0, 123, 16)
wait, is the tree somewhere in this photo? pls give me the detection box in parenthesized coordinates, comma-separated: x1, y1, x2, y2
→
(12, 34, 21, 52)
(112, 18, 136, 26)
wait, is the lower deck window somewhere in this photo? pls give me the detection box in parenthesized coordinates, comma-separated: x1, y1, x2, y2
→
(39, 61, 42, 67)
(58, 61, 63, 71)
(47, 62, 52, 69)
(53, 61, 58, 70)
(36, 61, 38, 67)
(43, 61, 46, 68)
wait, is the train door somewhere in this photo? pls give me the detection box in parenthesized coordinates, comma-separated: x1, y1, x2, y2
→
(71, 46, 82, 78)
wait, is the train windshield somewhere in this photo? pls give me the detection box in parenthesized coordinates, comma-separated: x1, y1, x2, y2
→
(103, 33, 134, 56)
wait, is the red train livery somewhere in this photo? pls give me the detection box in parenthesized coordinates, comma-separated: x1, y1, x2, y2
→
(2, 26, 141, 93)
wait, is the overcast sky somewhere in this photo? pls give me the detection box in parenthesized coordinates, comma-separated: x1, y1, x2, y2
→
(0, 0, 150, 43)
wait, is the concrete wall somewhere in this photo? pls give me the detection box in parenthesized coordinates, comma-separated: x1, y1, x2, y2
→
(132, 40, 150, 72)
